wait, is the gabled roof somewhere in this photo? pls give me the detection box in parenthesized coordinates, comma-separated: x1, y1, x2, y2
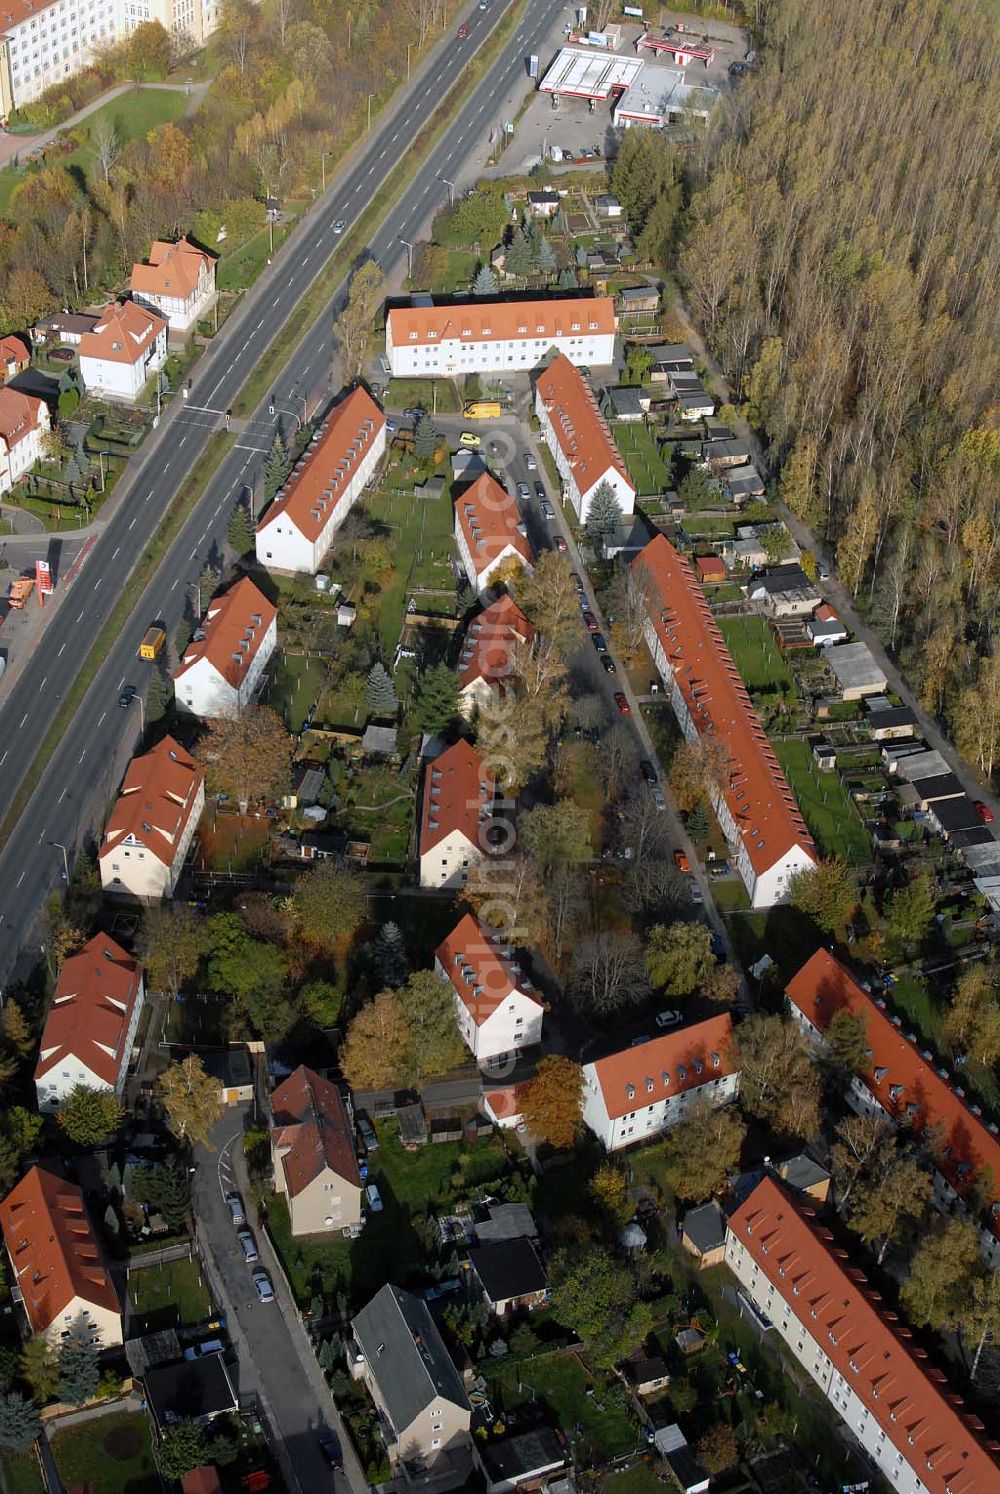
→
(420, 739, 494, 856)
(587, 1013, 737, 1121)
(454, 471, 535, 579)
(130, 237, 215, 301)
(435, 913, 542, 1027)
(0, 386, 44, 451)
(78, 300, 166, 366)
(352, 1284, 470, 1428)
(0, 1166, 119, 1334)
(98, 735, 203, 869)
(256, 387, 385, 545)
(388, 294, 615, 348)
(535, 353, 634, 499)
(634, 535, 816, 878)
(35, 933, 142, 1089)
(173, 577, 276, 692)
(729, 1177, 1000, 1493)
(457, 594, 534, 693)
(270, 1064, 361, 1198)
(0, 334, 29, 368)
(786, 949, 1000, 1233)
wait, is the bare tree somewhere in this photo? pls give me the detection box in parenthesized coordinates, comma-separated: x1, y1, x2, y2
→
(571, 931, 649, 1014)
(94, 116, 122, 184)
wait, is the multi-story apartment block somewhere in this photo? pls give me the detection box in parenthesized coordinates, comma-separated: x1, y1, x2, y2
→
(434, 913, 544, 1070)
(34, 933, 144, 1112)
(534, 352, 636, 523)
(0, 386, 49, 495)
(418, 739, 494, 889)
(454, 471, 535, 596)
(98, 735, 204, 900)
(385, 295, 617, 378)
(173, 576, 276, 720)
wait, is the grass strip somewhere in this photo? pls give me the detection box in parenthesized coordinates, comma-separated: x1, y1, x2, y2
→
(0, 1, 527, 848)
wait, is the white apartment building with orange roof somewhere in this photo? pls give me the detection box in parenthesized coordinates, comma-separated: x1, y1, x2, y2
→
(130, 237, 217, 335)
(255, 387, 386, 575)
(435, 913, 544, 1069)
(457, 594, 534, 718)
(173, 577, 276, 720)
(98, 735, 204, 901)
(78, 300, 167, 404)
(385, 294, 617, 377)
(535, 353, 636, 523)
(0, 386, 48, 495)
(454, 471, 535, 596)
(419, 739, 494, 889)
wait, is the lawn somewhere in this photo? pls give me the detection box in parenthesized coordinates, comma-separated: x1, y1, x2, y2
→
(488, 1350, 640, 1463)
(339, 764, 415, 867)
(266, 1116, 510, 1308)
(724, 904, 822, 990)
(385, 378, 462, 413)
(50, 1411, 158, 1494)
(217, 219, 293, 292)
(127, 1257, 212, 1333)
(0, 1449, 44, 1494)
(886, 971, 1000, 1115)
(559, 740, 604, 847)
(717, 615, 793, 693)
(265, 650, 330, 733)
(611, 421, 672, 496)
(56, 88, 188, 181)
(772, 738, 870, 864)
(603, 1466, 670, 1493)
(367, 482, 456, 648)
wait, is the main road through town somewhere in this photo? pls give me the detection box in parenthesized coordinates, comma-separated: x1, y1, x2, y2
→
(0, 0, 558, 986)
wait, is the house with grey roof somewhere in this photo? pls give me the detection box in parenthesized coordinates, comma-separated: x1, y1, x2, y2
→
(350, 1284, 472, 1486)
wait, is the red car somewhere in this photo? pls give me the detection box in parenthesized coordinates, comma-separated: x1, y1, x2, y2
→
(554, 535, 568, 553)
(583, 611, 599, 632)
(614, 692, 631, 714)
(458, 21, 469, 36)
(974, 801, 995, 824)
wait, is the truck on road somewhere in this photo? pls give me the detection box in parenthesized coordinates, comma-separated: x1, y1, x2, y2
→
(7, 577, 35, 609)
(139, 625, 166, 660)
(463, 400, 502, 419)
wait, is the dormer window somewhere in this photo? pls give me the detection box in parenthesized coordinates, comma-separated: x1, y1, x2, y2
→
(646, 1079, 654, 1093)
(626, 1083, 635, 1099)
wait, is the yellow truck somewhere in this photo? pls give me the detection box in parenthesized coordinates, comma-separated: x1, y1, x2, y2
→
(139, 625, 166, 661)
(7, 577, 35, 609)
(463, 400, 502, 419)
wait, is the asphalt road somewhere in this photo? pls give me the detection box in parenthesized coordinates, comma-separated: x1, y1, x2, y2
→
(0, 0, 559, 984)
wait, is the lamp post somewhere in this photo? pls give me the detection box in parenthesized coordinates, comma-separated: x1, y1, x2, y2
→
(400, 238, 414, 278)
(50, 841, 69, 883)
(439, 175, 456, 206)
(367, 92, 375, 131)
(321, 150, 329, 192)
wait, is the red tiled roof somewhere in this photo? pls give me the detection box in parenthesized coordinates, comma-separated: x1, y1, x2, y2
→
(0, 386, 44, 450)
(130, 238, 214, 302)
(815, 603, 840, 622)
(589, 1014, 737, 1120)
(729, 1177, 1000, 1493)
(98, 735, 203, 869)
(535, 353, 633, 498)
(78, 300, 166, 366)
(455, 471, 535, 580)
(696, 554, 726, 580)
(270, 1065, 360, 1199)
(0, 1167, 119, 1335)
(0, 334, 29, 370)
(35, 933, 142, 1089)
(173, 577, 276, 691)
(483, 1083, 528, 1123)
(457, 595, 534, 693)
(435, 913, 542, 1027)
(786, 949, 1000, 1231)
(420, 739, 494, 856)
(256, 387, 385, 545)
(388, 295, 616, 348)
(633, 535, 816, 877)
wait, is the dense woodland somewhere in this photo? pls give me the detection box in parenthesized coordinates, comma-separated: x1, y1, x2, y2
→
(677, 0, 1000, 775)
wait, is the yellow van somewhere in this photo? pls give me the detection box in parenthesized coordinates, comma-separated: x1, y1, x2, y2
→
(139, 626, 166, 661)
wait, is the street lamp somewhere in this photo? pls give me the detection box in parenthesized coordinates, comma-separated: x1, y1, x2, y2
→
(439, 175, 456, 206)
(321, 150, 329, 192)
(367, 92, 375, 131)
(50, 841, 69, 882)
(399, 238, 414, 277)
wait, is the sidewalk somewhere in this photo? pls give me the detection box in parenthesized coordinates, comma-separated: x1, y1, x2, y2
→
(0, 79, 207, 169)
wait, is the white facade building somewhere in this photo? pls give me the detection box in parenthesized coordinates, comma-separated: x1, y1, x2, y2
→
(435, 914, 544, 1070)
(582, 1015, 739, 1152)
(255, 386, 386, 575)
(78, 300, 167, 404)
(173, 576, 276, 719)
(386, 295, 617, 377)
(0, 387, 49, 495)
(130, 237, 217, 336)
(454, 470, 535, 596)
(98, 735, 204, 901)
(34, 934, 144, 1113)
(456, 594, 533, 718)
(534, 352, 636, 523)
(418, 739, 494, 889)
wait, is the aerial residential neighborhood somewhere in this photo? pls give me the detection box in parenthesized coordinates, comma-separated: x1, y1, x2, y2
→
(0, 2, 994, 1494)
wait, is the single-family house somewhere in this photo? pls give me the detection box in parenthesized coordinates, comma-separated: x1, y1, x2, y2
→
(173, 577, 276, 719)
(680, 1200, 727, 1268)
(0, 334, 29, 382)
(98, 735, 205, 901)
(807, 604, 849, 647)
(476, 1427, 570, 1493)
(775, 1151, 831, 1201)
(130, 237, 217, 335)
(34, 933, 144, 1113)
(31, 312, 99, 346)
(535, 353, 636, 523)
(864, 699, 916, 741)
(826, 641, 888, 700)
(747, 564, 820, 618)
(721, 462, 765, 501)
(454, 470, 535, 595)
(419, 739, 494, 889)
(469, 1238, 547, 1316)
(635, 535, 817, 906)
(434, 913, 543, 1069)
(622, 1357, 670, 1395)
(351, 1284, 472, 1483)
(144, 1353, 238, 1432)
(78, 300, 167, 403)
(270, 1065, 363, 1237)
(256, 387, 386, 574)
(927, 795, 983, 840)
(457, 594, 534, 718)
(0, 387, 50, 496)
(385, 294, 617, 377)
(0, 1166, 122, 1346)
(526, 190, 560, 217)
(702, 437, 750, 471)
(581, 1013, 739, 1152)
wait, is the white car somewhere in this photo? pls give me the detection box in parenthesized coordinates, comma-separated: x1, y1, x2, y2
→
(655, 1010, 683, 1029)
(332, 218, 347, 234)
(366, 1184, 384, 1213)
(252, 1270, 275, 1303)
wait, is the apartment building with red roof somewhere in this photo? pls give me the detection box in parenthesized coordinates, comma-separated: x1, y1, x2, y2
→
(435, 913, 543, 1069)
(786, 947, 1000, 1266)
(634, 534, 817, 907)
(534, 353, 636, 523)
(98, 735, 205, 902)
(173, 577, 277, 720)
(255, 387, 386, 575)
(457, 595, 534, 718)
(419, 739, 495, 889)
(35, 933, 144, 1114)
(78, 300, 167, 404)
(130, 237, 217, 335)
(582, 1013, 738, 1151)
(454, 471, 535, 596)
(0, 335, 29, 383)
(386, 294, 617, 378)
(270, 1065, 363, 1237)
(726, 1176, 1000, 1494)
(0, 385, 49, 496)
(0, 1166, 122, 1346)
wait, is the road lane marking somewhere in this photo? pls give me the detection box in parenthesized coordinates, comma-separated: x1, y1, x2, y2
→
(98, 711, 106, 726)
(39, 678, 46, 691)
(58, 789, 67, 802)
(58, 642, 66, 656)
(16, 871, 24, 888)
(180, 436, 188, 447)
(0, 752, 6, 767)
(18, 713, 27, 729)
(128, 518, 137, 531)
(78, 750, 86, 764)
(111, 547, 119, 560)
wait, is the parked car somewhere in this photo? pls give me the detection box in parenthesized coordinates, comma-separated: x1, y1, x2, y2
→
(534, 481, 546, 501)
(318, 1432, 343, 1469)
(674, 849, 691, 874)
(554, 535, 568, 553)
(238, 1229, 259, 1263)
(655, 1010, 683, 1029)
(540, 499, 555, 520)
(424, 1279, 462, 1301)
(571, 571, 585, 592)
(403, 406, 425, 422)
(653, 787, 667, 810)
(385, 418, 397, 433)
(357, 1116, 378, 1151)
(251, 1270, 275, 1303)
(524, 452, 536, 471)
(366, 1184, 384, 1213)
(614, 692, 631, 715)
(592, 633, 608, 653)
(974, 801, 995, 824)
(516, 481, 531, 499)
(225, 1192, 246, 1227)
(640, 759, 657, 784)
(583, 611, 598, 632)
(690, 884, 704, 904)
(459, 431, 481, 448)
(601, 655, 617, 674)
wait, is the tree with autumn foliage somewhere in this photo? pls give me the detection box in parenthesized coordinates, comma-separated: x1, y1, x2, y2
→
(156, 1056, 223, 1149)
(339, 991, 410, 1091)
(521, 1056, 583, 1148)
(198, 705, 293, 813)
